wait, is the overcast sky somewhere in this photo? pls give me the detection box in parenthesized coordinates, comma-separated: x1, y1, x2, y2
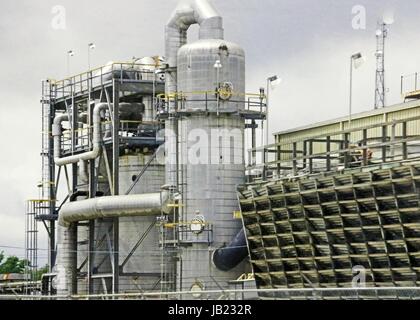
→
(1, 0, 420, 261)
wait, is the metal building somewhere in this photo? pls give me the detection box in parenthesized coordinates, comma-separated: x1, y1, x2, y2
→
(241, 99, 420, 299)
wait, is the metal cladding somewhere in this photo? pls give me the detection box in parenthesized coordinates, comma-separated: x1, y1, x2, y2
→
(177, 39, 245, 112)
(239, 161, 420, 297)
(165, 0, 224, 187)
(164, 0, 247, 292)
(58, 192, 170, 228)
(118, 155, 167, 290)
(56, 224, 77, 296)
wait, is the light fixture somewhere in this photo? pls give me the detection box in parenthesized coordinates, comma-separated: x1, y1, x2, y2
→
(88, 43, 96, 70)
(351, 52, 365, 69)
(349, 52, 364, 124)
(376, 29, 383, 37)
(269, 75, 282, 89)
(375, 50, 384, 57)
(67, 50, 75, 77)
(265, 75, 282, 146)
(383, 11, 395, 25)
(214, 60, 222, 69)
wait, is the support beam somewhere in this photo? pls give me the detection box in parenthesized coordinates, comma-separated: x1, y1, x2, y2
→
(111, 80, 120, 294)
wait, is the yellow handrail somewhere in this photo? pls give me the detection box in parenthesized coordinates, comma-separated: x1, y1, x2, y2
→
(52, 61, 160, 85)
(157, 90, 265, 100)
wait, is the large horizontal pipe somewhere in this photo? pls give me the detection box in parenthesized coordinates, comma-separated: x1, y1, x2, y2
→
(53, 103, 109, 166)
(58, 191, 170, 227)
(56, 190, 172, 296)
(212, 228, 248, 272)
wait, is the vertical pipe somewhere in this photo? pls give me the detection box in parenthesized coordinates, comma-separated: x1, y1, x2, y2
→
(251, 120, 256, 165)
(391, 121, 396, 161)
(402, 122, 408, 160)
(112, 218, 119, 294)
(266, 79, 270, 146)
(71, 93, 78, 195)
(309, 141, 313, 173)
(112, 81, 120, 195)
(400, 75, 403, 96)
(48, 82, 57, 270)
(277, 143, 282, 176)
(382, 125, 387, 162)
(349, 58, 353, 124)
(88, 100, 96, 199)
(56, 223, 77, 297)
(292, 142, 297, 175)
(326, 136, 331, 171)
(343, 133, 350, 169)
(87, 220, 95, 294)
(362, 129, 368, 166)
(112, 80, 120, 293)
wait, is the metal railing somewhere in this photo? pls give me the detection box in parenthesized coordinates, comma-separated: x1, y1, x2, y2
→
(248, 114, 420, 181)
(156, 90, 267, 115)
(50, 62, 161, 101)
(1, 287, 420, 300)
(59, 120, 162, 155)
(401, 72, 420, 100)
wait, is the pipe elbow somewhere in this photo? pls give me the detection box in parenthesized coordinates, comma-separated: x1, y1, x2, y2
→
(212, 228, 248, 272)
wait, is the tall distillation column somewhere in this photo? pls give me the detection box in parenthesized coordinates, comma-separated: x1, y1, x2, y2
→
(164, 0, 247, 294)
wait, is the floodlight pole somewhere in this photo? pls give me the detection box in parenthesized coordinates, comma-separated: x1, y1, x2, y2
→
(349, 53, 362, 125)
(266, 75, 278, 146)
(349, 57, 354, 125)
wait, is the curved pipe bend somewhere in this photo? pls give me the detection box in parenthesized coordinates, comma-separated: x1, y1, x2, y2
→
(212, 228, 248, 272)
(53, 103, 109, 166)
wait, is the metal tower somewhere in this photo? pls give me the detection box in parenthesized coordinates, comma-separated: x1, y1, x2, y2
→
(374, 21, 389, 109)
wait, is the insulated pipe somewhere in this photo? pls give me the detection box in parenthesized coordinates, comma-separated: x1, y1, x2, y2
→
(53, 103, 109, 166)
(79, 160, 88, 185)
(58, 191, 171, 228)
(53, 113, 69, 165)
(56, 224, 77, 297)
(212, 228, 248, 272)
(56, 191, 171, 296)
(165, 0, 224, 110)
(165, 0, 224, 187)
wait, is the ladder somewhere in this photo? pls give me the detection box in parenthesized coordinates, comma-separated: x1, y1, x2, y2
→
(25, 200, 39, 294)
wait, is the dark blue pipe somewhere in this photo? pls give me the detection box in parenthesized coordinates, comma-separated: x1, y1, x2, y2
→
(213, 228, 248, 272)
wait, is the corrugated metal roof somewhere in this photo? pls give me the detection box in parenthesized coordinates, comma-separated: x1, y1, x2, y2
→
(274, 100, 420, 137)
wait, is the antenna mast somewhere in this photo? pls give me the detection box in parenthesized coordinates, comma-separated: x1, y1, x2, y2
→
(374, 21, 389, 109)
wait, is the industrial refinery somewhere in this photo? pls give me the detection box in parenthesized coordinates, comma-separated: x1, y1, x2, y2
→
(2, 0, 420, 301)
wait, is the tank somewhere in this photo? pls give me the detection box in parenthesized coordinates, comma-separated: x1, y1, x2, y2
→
(175, 37, 247, 293)
(74, 153, 167, 294)
(118, 154, 166, 292)
(177, 39, 245, 113)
